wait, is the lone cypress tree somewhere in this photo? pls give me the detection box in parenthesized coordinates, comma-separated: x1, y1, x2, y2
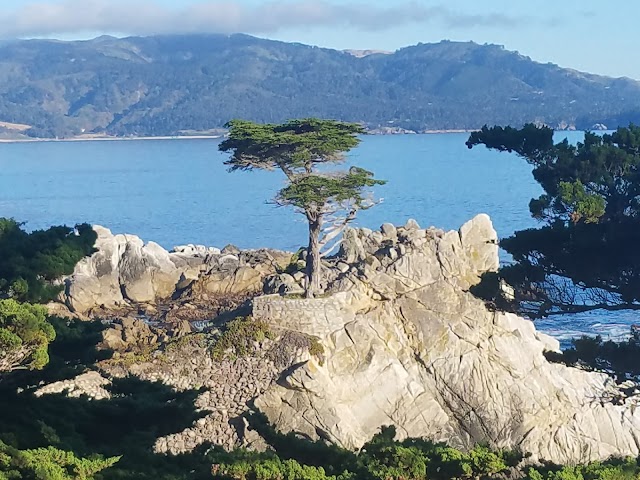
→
(219, 118, 385, 297)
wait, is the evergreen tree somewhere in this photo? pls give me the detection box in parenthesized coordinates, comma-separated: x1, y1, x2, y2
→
(220, 118, 385, 297)
(467, 124, 640, 317)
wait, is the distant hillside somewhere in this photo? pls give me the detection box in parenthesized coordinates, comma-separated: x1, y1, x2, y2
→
(0, 34, 639, 138)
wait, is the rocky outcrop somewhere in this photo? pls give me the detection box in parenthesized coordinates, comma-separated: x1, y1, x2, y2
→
(63, 226, 181, 313)
(151, 353, 278, 454)
(62, 226, 292, 314)
(99, 317, 165, 352)
(254, 215, 640, 465)
(51, 215, 640, 464)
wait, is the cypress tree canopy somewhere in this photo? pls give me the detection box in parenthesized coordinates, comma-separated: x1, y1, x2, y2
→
(467, 124, 640, 317)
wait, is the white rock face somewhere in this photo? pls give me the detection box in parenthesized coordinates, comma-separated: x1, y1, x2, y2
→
(254, 214, 640, 465)
(62, 226, 292, 313)
(173, 244, 222, 256)
(64, 226, 187, 312)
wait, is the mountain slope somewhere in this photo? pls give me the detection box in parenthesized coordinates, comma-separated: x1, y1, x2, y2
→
(0, 34, 639, 138)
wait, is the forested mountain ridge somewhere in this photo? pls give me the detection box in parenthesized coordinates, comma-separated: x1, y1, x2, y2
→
(1, 33, 639, 138)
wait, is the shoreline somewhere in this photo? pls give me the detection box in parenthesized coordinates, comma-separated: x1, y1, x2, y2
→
(0, 134, 225, 144)
(0, 128, 593, 144)
(0, 130, 479, 144)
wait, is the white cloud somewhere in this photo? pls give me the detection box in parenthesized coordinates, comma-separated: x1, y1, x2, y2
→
(0, 0, 540, 38)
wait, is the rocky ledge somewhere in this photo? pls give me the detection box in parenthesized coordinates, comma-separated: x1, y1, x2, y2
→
(59, 225, 292, 317)
(47, 215, 640, 465)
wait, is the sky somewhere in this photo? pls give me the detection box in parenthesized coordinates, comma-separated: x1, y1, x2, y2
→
(1, 0, 638, 79)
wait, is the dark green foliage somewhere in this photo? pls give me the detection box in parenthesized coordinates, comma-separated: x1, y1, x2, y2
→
(0, 319, 212, 479)
(215, 457, 341, 480)
(0, 376, 211, 479)
(10, 317, 110, 386)
(0, 441, 119, 480)
(358, 427, 430, 480)
(276, 168, 386, 211)
(525, 457, 640, 480)
(545, 329, 640, 382)
(0, 219, 96, 304)
(220, 119, 364, 175)
(467, 124, 640, 317)
(213, 448, 639, 480)
(466, 124, 556, 165)
(0, 218, 213, 478)
(0, 218, 96, 373)
(212, 422, 517, 480)
(0, 299, 55, 372)
(1, 36, 640, 137)
(467, 125, 640, 224)
(360, 427, 512, 480)
(212, 421, 640, 480)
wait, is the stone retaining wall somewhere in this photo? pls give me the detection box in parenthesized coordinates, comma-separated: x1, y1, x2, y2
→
(252, 292, 359, 337)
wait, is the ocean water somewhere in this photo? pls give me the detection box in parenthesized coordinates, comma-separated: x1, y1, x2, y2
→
(0, 133, 635, 343)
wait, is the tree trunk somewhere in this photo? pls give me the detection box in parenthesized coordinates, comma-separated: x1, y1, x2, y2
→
(305, 214, 322, 298)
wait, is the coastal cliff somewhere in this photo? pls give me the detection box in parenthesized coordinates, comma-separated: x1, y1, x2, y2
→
(254, 215, 640, 464)
(52, 215, 640, 464)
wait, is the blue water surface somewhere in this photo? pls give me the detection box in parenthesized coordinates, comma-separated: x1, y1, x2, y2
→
(0, 132, 635, 342)
(0, 134, 543, 249)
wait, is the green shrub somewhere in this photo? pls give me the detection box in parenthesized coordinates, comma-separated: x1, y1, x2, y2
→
(0, 218, 96, 304)
(214, 424, 516, 480)
(0, 441, 119, 479)
(0, 329, 21, 351)
(468, 445, 509, 477)
(211, 317, 273, 361)
(362, 444, 427, 480)
(217, 457, 342, 480)
(527, 457, 640, 480)
(0, 299, 56, 372)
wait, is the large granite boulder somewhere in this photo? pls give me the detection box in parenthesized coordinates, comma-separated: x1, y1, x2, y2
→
(254, 214, 640, 464)
(64, 226, 187, 312)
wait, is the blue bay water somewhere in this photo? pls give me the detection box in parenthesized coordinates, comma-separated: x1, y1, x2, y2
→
(0, 133, 636, 342)
(0, 134, 543, 249)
